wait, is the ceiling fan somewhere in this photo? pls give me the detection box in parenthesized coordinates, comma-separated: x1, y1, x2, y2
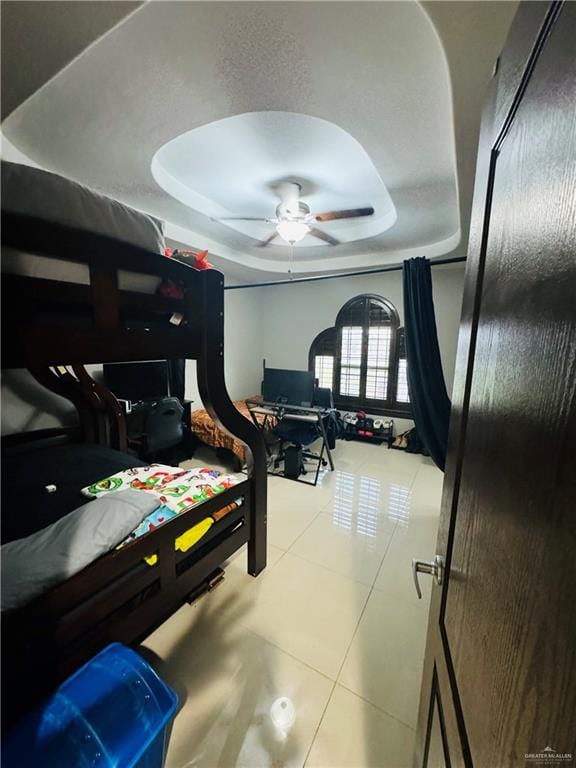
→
(213, 182, 375, 247)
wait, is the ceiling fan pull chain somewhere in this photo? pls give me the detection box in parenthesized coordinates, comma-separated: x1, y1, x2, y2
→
(288, 244, 295, 279)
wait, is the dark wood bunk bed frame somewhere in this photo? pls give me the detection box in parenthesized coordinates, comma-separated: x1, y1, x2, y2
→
(1, 211, 267, 725)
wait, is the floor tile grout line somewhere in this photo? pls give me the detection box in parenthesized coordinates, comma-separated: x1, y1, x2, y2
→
(311, 507, 402, 539)
(237, 624, 337, 685)
(303, 587, 375, 765)
(282, 506, 328, 552)
(371, 519, 403, 589)
(304, 680, 417, 768)
(298, 454, 407, 765)
(303, 681, 339, 767)
(234, 613, 348, 684)
(202, 569, 339, 685)
(265, 496, 436, 597)
(239, 495, 403, 674)
(309, 508, 416, 759)
(234, 523, 405, 737)
(270, 464, 433, 644)
(316, 457, 438, 744)
(281, 539, 395, 590)
(230, 545, 375, 684)
(277, 458, 431, 682)
(336, 679, 419, 732)
(335, 568, 381, 680)
(233, 611, 338, 683)
(204, 554, 342, 685)
(304, 522, 393, 767)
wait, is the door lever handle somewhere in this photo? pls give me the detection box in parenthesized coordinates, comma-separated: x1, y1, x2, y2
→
(412, 555, 444, 599)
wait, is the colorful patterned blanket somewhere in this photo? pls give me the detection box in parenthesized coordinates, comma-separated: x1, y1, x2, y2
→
(82, 464, 242, 547)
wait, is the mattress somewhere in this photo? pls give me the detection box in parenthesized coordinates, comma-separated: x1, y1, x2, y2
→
(1, 441, 245, 545)
(1, 161, 165, 292)
(1, 442, 148, 544)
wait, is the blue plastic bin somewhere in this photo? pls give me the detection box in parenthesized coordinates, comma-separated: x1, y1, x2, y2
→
(3, 643, 178, 768)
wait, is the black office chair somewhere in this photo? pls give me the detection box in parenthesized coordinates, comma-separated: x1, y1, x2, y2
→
(130, 397, 184, 460)
(273, 387, 334, 481)
(273, 421, 325, 479)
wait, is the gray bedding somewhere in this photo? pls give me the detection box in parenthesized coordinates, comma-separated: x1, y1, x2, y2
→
(1, 490, 160, 611)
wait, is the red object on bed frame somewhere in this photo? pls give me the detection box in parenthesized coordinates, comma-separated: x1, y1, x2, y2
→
(0, 212, 267, 727)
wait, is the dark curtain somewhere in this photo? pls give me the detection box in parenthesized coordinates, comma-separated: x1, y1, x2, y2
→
(402, 257, 451, 471)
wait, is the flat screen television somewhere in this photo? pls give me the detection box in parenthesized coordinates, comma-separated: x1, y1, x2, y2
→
(103, 361, 170, 402)
(262, 368, 315, 406)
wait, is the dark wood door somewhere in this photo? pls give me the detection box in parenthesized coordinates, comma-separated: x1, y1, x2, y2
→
(415, 3, 576, 766)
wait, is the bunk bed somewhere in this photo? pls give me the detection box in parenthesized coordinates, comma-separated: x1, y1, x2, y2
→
(0, 162, 267, 726)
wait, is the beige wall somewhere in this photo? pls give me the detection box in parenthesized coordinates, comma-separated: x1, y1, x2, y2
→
(184, 285, 265, 406)
(258, 264, 465, 432)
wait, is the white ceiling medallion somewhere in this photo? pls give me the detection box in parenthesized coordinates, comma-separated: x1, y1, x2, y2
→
(151, 111, 397, 248)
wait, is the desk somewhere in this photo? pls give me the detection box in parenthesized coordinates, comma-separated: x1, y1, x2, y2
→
(249, 406, 319, 425)
(245, 399, 335, 484)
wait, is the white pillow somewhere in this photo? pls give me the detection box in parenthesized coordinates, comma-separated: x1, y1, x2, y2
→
(1, 490, 160, 611)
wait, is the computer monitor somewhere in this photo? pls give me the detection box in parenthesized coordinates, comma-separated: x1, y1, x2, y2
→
(103, 361, 170, 402)
(262, 368, 315, 407)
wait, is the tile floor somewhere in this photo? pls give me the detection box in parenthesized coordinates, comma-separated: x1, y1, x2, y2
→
(142, 440, 443, 768)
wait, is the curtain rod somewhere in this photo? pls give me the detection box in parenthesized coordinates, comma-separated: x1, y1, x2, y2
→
(224, 255, 466, 290)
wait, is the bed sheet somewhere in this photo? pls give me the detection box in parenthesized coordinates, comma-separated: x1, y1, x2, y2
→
(191, 398, 274, 464)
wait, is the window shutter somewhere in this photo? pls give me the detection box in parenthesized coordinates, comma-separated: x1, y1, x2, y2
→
(309, 327, 336, 390)
(367, 298, 392, 326)
(340, 326, 363, 396)
(366, 326, 392, 400)
(314, 355, 334, 389)
(339, 297, 366, 326)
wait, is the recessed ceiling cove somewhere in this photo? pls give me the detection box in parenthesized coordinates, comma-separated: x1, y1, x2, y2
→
(152, 112, 396, 248)
(2, 1, 462, 274)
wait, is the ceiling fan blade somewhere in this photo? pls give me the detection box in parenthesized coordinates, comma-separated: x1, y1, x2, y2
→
(313, 207, 375, 222)
(213, 216, 272, 222)
(309, 227, 340, 246)
(257, 232, 280, 247)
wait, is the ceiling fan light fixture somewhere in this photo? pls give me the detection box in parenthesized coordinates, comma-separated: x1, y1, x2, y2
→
(276, 220, 310, 243)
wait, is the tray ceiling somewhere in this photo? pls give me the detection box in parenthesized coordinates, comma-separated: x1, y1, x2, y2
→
(1, 1, 519, 277)
(152, 111, 397, 248)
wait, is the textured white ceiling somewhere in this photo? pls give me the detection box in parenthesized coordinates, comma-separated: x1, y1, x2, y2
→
(1, 1, 519, 278)
(152, 111, 397, 247)
(0, 1, 143, 119)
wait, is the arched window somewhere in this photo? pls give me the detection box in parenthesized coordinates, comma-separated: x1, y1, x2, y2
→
(308, 294, 411, 415)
